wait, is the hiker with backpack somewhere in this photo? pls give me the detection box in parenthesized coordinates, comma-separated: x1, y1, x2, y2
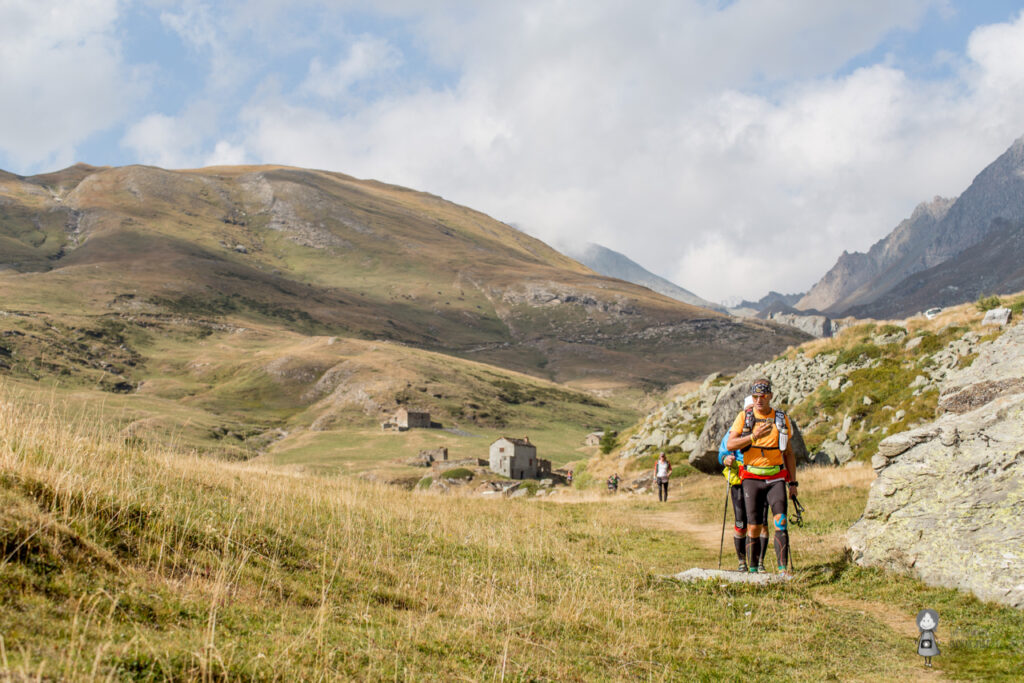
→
(718, 396, 769, 572)
(654, 453, 672, 502)
(725, 378, 799, 575)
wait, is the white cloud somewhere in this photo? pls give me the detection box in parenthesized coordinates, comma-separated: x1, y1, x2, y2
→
(0, 0, 145, 171)
(12, 0, 1024, 304)
(300, 36, 403, 100)
(121, 99, 224, 168)
(205, 140, 249, 167)
(121, 113, 194, 169)
(233, 1, 1024, 303)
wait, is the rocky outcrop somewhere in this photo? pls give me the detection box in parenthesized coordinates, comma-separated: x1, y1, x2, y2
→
(686, 352, 864, 472)
(800, 135, 1024, 318)
(764, 312, 837, 339)
(618, 376, 722, 460)
(797, 196, 953, 313)
(617, 320, 988, 474)
(849, 321, 1024, 608)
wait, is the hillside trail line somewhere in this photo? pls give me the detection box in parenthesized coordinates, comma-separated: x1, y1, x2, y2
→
(630, 494, 951, 681)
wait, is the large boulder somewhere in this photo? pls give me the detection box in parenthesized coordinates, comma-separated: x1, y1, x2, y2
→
(765, 312, 837, 338)
(688, 367, 809, 473)
(848, 321, 1024, 608)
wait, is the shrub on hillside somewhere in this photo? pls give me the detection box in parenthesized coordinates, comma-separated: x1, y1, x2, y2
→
(442, 468, 473, 481)
(599, 430, 618, 454)
(975, 294, 1003, 312)
(572, 463, 593, 489)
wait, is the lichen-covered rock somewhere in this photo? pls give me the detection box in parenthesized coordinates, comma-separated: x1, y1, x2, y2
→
(817, 438, 855, 465)
(849, 321, 1024, 608)
(687, 358, 824, 472)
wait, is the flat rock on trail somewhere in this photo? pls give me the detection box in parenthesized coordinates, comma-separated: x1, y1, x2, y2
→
(671, 568, 791, 584)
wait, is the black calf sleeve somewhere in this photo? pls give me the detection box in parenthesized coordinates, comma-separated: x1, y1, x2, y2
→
(733, 535, 746, 562)
(774, 530, 789, 569)
(746, 535, 759, 568)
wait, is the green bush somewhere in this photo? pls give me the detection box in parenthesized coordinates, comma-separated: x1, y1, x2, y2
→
(517, 480, 539, 496)
(632, 453, 659, 470)
(442, 468, 473, 481)
(416, 477, 432, 490)
(599, 430, 618, 454)
(976, 294, 1002, 312)
(914, 325, 968, 355)
(572, 463, 593, 489)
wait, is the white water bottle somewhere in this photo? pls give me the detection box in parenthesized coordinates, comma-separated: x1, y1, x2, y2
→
(776, 412, 788, 451)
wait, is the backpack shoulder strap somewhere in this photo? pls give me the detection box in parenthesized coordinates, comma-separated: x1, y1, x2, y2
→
(741, 406, 755, 435)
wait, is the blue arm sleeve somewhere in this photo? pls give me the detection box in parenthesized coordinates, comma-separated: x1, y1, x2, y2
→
(717, 434, 730, 465)
(718, 433, 743, 465)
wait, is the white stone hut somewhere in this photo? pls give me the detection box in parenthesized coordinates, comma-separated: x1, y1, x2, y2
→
(489, 436, 547, 479)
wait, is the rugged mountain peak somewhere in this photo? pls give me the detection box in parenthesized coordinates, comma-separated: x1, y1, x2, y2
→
(798, 134, 1024, 316)
(565, 242, 722, 311)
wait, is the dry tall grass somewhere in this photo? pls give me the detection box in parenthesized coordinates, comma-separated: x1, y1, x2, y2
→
(2, 381, 1017, 680)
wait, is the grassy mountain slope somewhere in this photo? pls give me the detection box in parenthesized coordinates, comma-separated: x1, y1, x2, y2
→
(0, 163, 806, 467)
(0, 310, 634, 470)
(1, 163, 805, 388)
(2, 383, 1020, 680)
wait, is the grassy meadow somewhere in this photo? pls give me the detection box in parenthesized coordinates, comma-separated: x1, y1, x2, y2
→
(2, 382, 1022, 681)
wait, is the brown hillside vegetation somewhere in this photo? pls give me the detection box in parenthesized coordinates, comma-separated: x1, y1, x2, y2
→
(0, 163, 806, 391)
(3, 383, 1022, 680)
(1, 163, 805, 464)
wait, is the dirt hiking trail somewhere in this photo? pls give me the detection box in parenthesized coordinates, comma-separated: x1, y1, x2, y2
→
(632, 497, 950, 681)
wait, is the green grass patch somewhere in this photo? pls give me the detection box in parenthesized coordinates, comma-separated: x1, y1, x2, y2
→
(975, 294, 1003, 312)
(834, 341, 883, 366)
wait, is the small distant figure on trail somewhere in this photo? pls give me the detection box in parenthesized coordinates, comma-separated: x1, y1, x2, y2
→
(566, 470, 574, 486)
(719, 395, 768, 572)
(726, 378, 799, 575)
(916, 609, 940, 667)
(654, 453, 672, 502)
(606, 473, 620, 493)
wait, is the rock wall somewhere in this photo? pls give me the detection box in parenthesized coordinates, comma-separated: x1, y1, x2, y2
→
(848, 321, 1024, 608)
(687, 352, 855, 472)
(622, 319, 1002, 475)
(765, 312, 837, 339)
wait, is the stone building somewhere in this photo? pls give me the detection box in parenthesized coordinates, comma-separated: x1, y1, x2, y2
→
(488, 436, 550, 479)
(395, 407, 431, 429)
(584, 431, 605, 446)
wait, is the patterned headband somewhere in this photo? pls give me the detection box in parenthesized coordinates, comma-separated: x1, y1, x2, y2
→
(751, 381, 772, 395)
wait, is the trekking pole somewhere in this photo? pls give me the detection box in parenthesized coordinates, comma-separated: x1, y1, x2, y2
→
(717, 479, 730, 569)
(788, 497, 806, 572)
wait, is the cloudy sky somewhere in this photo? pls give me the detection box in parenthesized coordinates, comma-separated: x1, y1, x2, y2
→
(3, 1, 1024, 303)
